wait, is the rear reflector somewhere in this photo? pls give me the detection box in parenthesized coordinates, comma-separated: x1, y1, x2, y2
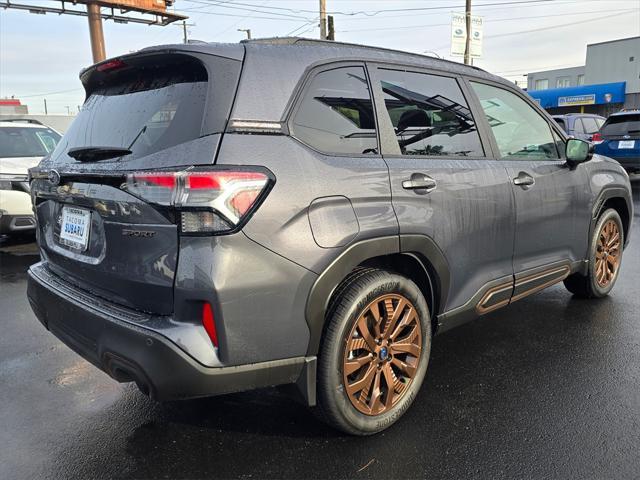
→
(202, 303, 218, 348)
(124, 169, 271, 234)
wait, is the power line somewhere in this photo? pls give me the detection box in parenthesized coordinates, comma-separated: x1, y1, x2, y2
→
(182, 0, 313, 20)
(178, 6, 310, 22)
(209, 0, 271, 39)
(20, 88, 84, 98)
(328, 0, 586, 22)
(429, 8, 638, 52)
(337, 8, 634, 33)
(184, 0, 565, 17)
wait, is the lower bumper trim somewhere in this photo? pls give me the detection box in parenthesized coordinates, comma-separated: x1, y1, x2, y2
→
(27, 261, 311, 401)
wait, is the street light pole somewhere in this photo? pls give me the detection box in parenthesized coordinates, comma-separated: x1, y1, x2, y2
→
(237, 28, 252, 39)
(86, 2, 106, 63)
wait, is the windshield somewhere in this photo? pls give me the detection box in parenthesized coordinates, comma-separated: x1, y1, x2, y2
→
(601, 114, 640, 137)
(0, 126, 61, 158)
(51, 62, 208, 164)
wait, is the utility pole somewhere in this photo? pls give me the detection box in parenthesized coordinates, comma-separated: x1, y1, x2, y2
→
(463, 0, 472, 65)
(43, 99, 48, 115)
(182, 20, 188, 43)
(319, 0, 327, 40)
(327, 15, 335, 41)
(86, 2, 106, 63)
(238, 28, 252, 39)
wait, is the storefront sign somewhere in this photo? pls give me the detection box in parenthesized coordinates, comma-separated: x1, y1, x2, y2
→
(558, 94, 596, 107)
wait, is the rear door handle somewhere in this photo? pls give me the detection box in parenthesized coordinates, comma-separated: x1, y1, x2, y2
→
(513, 172, 535, 187)
(402, 173, 437, 192)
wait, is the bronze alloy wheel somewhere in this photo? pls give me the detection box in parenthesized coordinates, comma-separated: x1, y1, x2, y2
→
(342, 293, 422, 416)
(595, 219, 621, 287)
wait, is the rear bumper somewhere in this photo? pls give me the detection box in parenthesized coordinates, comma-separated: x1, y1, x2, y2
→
(0, 190, 35, 233)
(27, 261, 309, 401)
(616, 157, 640, 172)
(0, 212, 36, 233)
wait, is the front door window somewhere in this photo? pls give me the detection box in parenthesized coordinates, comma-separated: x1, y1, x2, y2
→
(470, 82, 560, 161)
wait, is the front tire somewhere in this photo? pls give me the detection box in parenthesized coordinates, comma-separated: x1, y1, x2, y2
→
(564, 208, 624, 298)
(316, 269, 431, 435)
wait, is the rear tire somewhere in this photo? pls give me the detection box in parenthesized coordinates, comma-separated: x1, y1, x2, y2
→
(316, 269, 431, 435)
(564, 208, 624, 298)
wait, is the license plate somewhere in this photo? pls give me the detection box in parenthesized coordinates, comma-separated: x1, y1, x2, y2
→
(618, 140, 635, 149)
(60, 206, 91, 251)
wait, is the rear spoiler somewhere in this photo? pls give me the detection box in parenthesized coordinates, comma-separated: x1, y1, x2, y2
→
(79, 43, 244, 91)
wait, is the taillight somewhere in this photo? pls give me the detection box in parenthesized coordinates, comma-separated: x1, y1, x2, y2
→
(124, 169, 271, 234)
(591, 132, 603, 144)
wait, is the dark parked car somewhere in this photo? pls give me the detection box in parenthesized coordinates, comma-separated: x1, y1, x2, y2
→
(593, 110, 640, 173)
(27, 38, 633, 435)
(552, 113, 605, 141)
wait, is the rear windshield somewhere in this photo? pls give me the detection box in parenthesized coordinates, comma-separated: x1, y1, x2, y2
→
(51, 58, 208, 163)
(601, 114, 640, 136)
(0, 126, 61, 158)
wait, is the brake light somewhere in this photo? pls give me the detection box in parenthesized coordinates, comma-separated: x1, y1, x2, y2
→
(202, 303, 218, 348)
(591, 132, 603, 144)
(124, 169, 271, 234)
(96, 59, 127, 72)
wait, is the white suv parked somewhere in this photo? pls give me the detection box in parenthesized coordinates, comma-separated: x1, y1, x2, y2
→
(0, 120, 61, 235)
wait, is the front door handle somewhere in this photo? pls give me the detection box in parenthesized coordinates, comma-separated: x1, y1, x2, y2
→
(513, 172, 535, 187)
(402, 173, 437, 192)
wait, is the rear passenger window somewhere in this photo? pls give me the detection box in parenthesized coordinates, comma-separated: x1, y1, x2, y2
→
(377, 69, 484, 157)
(291, 66, 378, 155)
(582, 117, 599, 134)
(573, 119, 585, 134)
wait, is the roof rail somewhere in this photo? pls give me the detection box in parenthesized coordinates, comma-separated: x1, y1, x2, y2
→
(1, 118, 45, 126)
(242, 37, 486, 73)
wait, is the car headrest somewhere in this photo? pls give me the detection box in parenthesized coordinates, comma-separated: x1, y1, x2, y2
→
(397, 109, 430, 131)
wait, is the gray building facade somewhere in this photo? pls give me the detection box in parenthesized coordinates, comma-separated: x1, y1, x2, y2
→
(527, 66, 585, 91)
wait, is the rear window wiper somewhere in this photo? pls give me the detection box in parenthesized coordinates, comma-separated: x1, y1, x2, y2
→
(67, 146, 132, 162)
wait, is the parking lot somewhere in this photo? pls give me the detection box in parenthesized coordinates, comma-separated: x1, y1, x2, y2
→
(0, 178, 637, 479)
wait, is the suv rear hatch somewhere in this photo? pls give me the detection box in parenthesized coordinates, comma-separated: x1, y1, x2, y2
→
(595, 113, 640, 161)
(30, 48, 243, 314)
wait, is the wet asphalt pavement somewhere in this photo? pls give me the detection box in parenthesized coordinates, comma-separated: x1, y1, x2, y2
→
(1, 180, 639, 480)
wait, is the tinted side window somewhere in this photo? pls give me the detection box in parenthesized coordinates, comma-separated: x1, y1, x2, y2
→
(582, 117, 599, 134)
(377, 70, 484, 157)
(573, 119, 585, 134)
(470, 82, 560, 160)
(291, 66, 377, 155)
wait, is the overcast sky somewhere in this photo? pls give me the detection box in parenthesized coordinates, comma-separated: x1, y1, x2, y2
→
(1, 0, 639, 114)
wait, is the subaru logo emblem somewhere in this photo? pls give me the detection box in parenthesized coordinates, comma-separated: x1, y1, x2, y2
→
(379, 347, 388, 361)
(48, 170, 61, 186)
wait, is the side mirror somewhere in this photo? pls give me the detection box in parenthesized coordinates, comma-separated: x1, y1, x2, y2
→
(566, 138, 593, 164)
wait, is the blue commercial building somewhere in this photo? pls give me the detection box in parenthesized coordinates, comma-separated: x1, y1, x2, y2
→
(527, 37, 640, 116)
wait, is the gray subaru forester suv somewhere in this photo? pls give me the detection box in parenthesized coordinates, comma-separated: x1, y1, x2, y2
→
(27, 38, 633, 435)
